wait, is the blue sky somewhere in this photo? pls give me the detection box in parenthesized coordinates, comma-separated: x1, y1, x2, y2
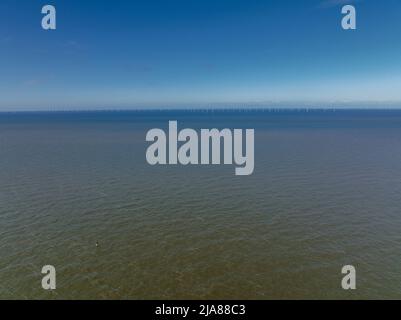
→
(0, 0, 400, 110)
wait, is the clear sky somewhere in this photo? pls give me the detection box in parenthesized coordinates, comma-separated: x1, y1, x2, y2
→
(0, 0, 400, 110)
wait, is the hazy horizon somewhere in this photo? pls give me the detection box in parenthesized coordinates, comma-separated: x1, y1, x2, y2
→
(1, 103, 401, 113)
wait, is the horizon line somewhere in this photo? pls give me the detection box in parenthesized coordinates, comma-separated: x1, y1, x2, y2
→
(2, 107, 401, 114)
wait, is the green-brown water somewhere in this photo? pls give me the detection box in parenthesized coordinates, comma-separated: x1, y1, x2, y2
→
(1, 110, 401, 299)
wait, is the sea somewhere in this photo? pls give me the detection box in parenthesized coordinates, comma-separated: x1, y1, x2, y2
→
(1, 109, 401, 299)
